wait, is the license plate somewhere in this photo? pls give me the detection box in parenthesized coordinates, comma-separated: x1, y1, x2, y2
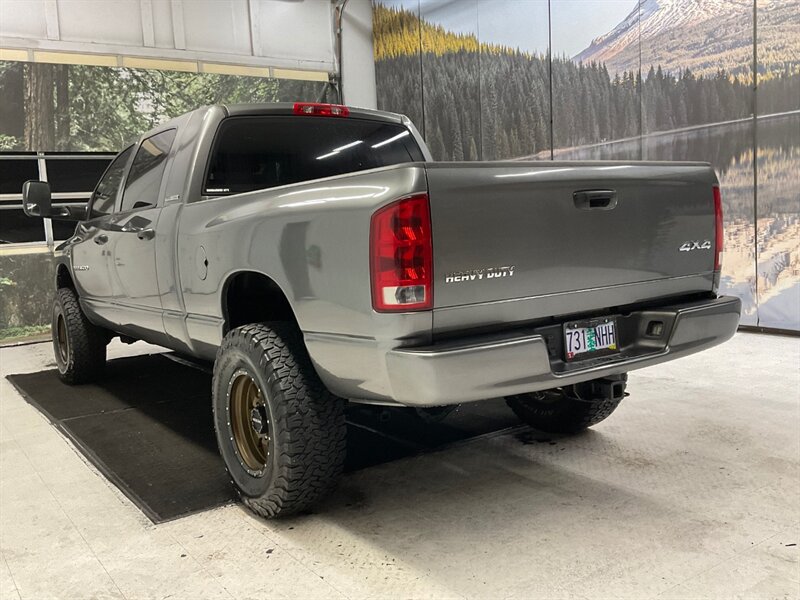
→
(564, 318, 619, 361)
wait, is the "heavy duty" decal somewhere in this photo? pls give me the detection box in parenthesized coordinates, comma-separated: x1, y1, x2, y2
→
(444, 266, 515, 283)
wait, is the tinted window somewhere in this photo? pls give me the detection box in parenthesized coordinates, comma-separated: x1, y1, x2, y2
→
(0, 157, 39, 194)
(204, 116, 424, 196)
(90, 146, 134, 217)
(121, 129, 176, 212)
(46, 157, 112, 193)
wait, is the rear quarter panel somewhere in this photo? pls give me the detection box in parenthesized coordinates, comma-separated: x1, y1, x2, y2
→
(177, 164, 432, 360)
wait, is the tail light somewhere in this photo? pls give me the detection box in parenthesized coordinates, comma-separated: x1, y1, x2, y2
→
(370, 193, 433, 311)
(713, 185, 723, 271)
(293, 102, 349, 117)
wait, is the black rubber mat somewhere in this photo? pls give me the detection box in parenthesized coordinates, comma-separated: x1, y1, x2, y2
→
(7, 352, 521, 523)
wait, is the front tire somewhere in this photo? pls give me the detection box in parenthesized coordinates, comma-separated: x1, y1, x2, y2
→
(52, 287, 107, 384)
(212, 322, 346, 519)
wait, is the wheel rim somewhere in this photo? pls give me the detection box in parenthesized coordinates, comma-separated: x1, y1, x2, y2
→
(228, 369, 270, 474)
(56, 314, 68, 365)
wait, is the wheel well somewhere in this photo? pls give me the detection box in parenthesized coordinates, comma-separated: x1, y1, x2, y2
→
(56, 264, 75, 290)
(223, 272, 296, 332)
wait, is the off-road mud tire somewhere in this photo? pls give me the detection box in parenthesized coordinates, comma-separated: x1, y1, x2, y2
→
(212, 322, 347, 519)
(52, 287, 107, 384)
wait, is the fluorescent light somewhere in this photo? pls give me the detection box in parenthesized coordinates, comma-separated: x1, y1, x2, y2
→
(316, 140, 363, 160)
(202, 62, 269, 77)
(122, 56, 197, 72)
(334, 140, 363, 152)
(0, 48, 29, 62)
(495, 168, 573, 178)
(371, 130, 410, 148)
(34, 50, 117, 67)
(272, 68, 330, 82)
(279, 185, 389, 198)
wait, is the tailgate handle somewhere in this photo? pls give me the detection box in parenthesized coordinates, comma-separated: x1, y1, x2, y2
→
(573, 189, 617, 210)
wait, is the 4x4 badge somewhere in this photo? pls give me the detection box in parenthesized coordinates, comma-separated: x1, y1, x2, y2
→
(679, 240, 711, 252)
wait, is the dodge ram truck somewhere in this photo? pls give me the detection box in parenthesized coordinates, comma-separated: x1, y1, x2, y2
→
(22, 102, 741, 518)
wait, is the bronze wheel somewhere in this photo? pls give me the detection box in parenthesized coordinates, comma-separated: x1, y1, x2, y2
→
(228, 369, 271, 475)
(51, 287, 107, 384)
(55, 313, 69, 365)
(212, 323, 346, 518)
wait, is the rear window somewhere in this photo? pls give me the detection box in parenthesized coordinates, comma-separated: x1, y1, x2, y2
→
(204, 116, 425, 196)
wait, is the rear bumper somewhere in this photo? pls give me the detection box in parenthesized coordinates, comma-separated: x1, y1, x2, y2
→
(382, 295, 741, 406)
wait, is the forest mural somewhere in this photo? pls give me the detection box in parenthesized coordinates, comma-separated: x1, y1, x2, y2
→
(0, 61, 329, 340)
(0, 61, 329, 152)
(373, 0, 800, 331)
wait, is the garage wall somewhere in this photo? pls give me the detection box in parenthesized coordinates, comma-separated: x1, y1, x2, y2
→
(373, 0, 800, 332)
(0, 0, 335, 71)
(0, 0, 378, 109)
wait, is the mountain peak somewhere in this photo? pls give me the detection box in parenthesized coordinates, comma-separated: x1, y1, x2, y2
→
(574, 0, 755, 76)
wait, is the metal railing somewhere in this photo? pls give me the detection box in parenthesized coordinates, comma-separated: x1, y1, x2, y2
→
(0, 152, 114, 249)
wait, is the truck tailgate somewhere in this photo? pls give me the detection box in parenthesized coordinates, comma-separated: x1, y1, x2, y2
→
(427, 161, 719, 330)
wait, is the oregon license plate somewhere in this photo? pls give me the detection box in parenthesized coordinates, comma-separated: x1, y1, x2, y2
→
(563, 318, 619, 361)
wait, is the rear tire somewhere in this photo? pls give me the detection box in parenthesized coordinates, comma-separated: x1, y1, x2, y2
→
(212, 322, 347, 519)
(506, 376, 626, 435)
(52, 287, 107, 384)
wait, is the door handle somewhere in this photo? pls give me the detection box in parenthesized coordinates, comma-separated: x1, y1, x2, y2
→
(137, 228, 155, 241)
(573, 189, 618, 210)
(94, 234, 109, 245)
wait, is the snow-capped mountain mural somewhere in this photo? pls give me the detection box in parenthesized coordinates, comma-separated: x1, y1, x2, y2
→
(575, 0, 799, 78)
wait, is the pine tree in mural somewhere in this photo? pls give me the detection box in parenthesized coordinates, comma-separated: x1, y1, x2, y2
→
(0, 61, 330, 152)
(372, 3, 798, 161)
(24, 63, 55, 151)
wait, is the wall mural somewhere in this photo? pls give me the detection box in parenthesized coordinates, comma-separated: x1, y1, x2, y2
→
(373, 0, 800, 331)
(755, 0, 800, 330)
(0, 61, 330, 152)
(0, 61, 330, 341)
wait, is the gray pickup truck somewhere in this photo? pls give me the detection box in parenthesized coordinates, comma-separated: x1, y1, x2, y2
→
(23, 102, 740, 518)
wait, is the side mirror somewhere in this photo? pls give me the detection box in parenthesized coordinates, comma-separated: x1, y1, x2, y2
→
(22, 180, 52, 217)
(22, 180, 77, 220)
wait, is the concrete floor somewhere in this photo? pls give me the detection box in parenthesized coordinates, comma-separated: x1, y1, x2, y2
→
(0, 332, 798, 600)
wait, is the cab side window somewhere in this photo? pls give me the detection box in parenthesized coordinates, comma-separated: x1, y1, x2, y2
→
(120, 129, 177, 212)
(90, 146, 134, 218)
